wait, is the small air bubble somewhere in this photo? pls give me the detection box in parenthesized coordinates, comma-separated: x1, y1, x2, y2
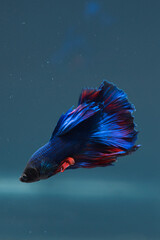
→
(9, 95, 14, 99)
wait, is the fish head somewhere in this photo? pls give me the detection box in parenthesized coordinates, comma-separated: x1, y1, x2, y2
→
(19, 166, 40, 183)
(19, 156, 59, 183)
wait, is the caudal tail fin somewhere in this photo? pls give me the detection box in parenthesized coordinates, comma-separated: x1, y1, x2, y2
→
(73, 81, 140, 169)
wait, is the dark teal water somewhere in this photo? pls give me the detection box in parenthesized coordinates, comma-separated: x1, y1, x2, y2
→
(0, 1, 159, 239)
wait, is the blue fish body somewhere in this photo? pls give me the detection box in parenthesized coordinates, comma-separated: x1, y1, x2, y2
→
(20, 81, 139, 183)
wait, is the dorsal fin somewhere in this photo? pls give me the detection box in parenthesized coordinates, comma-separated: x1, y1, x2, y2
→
(50, 103, 100, 139)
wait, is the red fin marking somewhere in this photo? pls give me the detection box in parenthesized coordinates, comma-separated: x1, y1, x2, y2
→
(79, 89, 101, 105)
(60, 157, 75, 172)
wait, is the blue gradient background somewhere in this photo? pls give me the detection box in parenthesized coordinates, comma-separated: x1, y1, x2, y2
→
(0, 1, 159, 239)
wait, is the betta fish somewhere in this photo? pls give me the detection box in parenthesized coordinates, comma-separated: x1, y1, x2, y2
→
(20, 81, 139, 183)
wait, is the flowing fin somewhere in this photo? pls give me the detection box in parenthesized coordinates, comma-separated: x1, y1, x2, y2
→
(100, 81, 134, 113)
(78, 88, 101, 105)
(90, 112, 138, 150)
(79, 81, 134, 112)
(79, 81, 138, 150)
(71, 158, 116, 169)
(50, 103, 101, 139)
(71, 143, 140, 169)
(71, 81, 139, 168)
(69, 146, 116, 169)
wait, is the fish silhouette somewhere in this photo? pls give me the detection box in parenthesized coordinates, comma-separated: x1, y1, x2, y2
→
(20, 81, 139, 183)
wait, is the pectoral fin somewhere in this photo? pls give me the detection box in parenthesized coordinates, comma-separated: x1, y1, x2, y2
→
(61, 157, 75, 172)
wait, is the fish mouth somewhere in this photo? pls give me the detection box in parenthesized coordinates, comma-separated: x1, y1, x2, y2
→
(19, 173, 28, 182)
(19, 167, 40, 183)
